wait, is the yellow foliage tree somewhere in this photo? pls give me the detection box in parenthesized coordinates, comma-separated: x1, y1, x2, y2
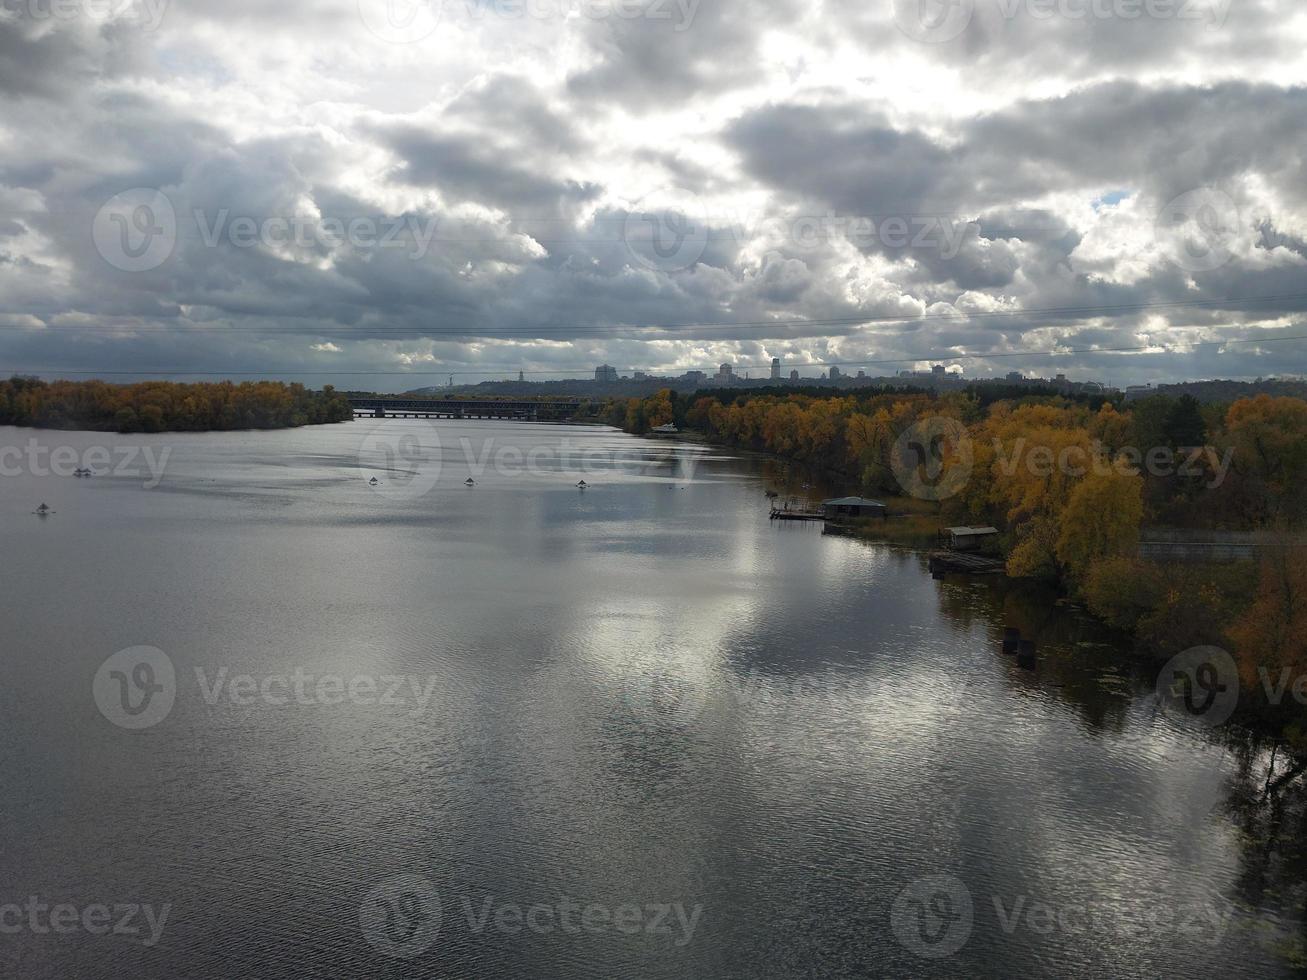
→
(1054, 469, 1145, 583)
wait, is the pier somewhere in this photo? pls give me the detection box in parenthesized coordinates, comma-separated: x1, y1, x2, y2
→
(929, 551, 1007, 575)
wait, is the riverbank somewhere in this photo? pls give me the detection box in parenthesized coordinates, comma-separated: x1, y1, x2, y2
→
(1, 377, 353, 432)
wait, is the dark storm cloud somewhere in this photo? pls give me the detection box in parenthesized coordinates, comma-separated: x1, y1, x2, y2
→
(566, 0, 806, 105)
(727, 81, 1307, 213)
(377, 124, 601, 209)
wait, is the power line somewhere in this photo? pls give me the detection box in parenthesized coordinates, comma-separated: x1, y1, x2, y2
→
(7, 330, 1307, 379)
(2, 292, 1306, 336)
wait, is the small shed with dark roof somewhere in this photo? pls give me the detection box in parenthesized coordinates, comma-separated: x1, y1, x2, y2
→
(822, 497, 887, 519)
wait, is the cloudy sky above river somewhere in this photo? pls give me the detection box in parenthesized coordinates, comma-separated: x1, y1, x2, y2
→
(1, 0, 1305, 389)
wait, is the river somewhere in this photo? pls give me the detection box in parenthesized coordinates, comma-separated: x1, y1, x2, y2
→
(0, 419, 1299, 978)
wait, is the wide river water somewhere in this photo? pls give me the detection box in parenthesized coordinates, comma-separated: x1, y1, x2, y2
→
(0, 419, 1301, 978)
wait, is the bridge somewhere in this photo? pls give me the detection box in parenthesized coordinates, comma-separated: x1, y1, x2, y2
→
(348, 397, 588, 422)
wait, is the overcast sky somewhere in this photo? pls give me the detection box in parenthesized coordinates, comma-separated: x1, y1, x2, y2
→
(1, 0, 1305, 390)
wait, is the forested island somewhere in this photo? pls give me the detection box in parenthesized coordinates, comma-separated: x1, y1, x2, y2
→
(612, 384, 1307, 737)
(0, 377, 353, 432)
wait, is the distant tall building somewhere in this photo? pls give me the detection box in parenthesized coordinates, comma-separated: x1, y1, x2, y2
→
(771, 357, 781, 380)
(829, 366, 841, 381)
(683, 370, 707, 385)
(1006, 371, 1024, 383)
(790, 370, 800, 382)
(932, 364, 946, 381)
(595, 364, 618, 382)
(518, 370, 525, 382)
(716, 363, 734, 385)
(857, 369, 867, 379)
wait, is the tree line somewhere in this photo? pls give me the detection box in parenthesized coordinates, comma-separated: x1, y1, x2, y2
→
(0, 377, 354, 432)
(610, 385, 1307, 731)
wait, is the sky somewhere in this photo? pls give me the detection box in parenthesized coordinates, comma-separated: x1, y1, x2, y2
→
(1, 0, 1306, 391)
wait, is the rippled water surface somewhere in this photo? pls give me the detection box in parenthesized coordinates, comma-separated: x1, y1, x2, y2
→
(0, 420, 1299, 978)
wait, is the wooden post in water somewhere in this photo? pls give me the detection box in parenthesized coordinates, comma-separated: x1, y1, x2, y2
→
(1002, 627, 1021, 656)
(1017, 640, 1037, 671)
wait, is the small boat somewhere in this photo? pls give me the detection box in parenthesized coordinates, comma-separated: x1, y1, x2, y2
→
(465, 478, 476, 486)
(74, 467, 91, 478)
(577, 481, 589, 489)
(369, 477, 380, 486)
(34, 503, 53, 516)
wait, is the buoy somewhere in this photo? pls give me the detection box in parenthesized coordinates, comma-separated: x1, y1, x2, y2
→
(1017, 640, 1037, 671)
(465, 478, 476, 486)
(34, 503, 53, 516)
(1002, 627, 1021, 656)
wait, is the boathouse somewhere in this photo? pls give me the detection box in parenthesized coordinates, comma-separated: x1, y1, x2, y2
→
(822, 497, 887, 520)
(944, 526, 1000, 551)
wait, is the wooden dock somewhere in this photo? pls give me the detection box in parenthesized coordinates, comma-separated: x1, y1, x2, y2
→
(928, 550, 1006, 575)
(770, 508, 825, 522)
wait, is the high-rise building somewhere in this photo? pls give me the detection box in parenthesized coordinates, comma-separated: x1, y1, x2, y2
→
(829, 366, 841, 381)
(717, 363, 734, 385)
(790, 370, 800, 382)
(932, 364, 947, 381)
(595, 364, 619, 382)
(857, 369, 867, 379)
(770, 357, 781, 380)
